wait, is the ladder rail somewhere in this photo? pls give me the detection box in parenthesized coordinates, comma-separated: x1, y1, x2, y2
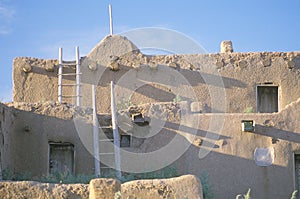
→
(57, 47, 81, 106)
(92, 84, 101, 176)
(76, 47, 81, 106)
(58, 48, 63, 103)
(111, 81, 122, 179)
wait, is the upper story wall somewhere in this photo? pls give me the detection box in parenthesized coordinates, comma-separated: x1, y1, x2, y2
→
(12, 35, 300, 113)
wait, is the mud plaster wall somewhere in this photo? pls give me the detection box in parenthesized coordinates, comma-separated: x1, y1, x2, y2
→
(0, 103, 15, 173)
(118, 99, 300, 199)
(12, 35, 300, 113)
(1, 100, 300, 198)
(0, 102, 96, 177)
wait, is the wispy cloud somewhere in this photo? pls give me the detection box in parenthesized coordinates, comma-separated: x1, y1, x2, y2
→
(0, 3, 15, 34)
(0, 5, 14, 19)
(0, 26, 11, 34)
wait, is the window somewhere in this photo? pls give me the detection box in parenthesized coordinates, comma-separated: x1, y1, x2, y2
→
(120, 134, 131, 147)
(295, 154, 300, 199)
(100, 129, 131, 147)
(49, 142, 74, 175)
(241, 120, 255, 132)
(257, 85, 278, 113)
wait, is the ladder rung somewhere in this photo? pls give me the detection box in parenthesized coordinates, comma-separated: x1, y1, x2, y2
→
(61, 95, 81, 98)
(100, 126, 112, 129)
(59, 73, 82, 76)
(62, 61, 76, 65)
(99, 139, 114, 142)
(99, 153, 115, 155)
(100, 167, 112, 169)
(59, 84, 81, 86)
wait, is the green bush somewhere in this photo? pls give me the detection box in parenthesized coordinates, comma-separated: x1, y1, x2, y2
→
(243, 107, 254, 113)
(119, 164, 178, 183)
(1, 164, 178, 184)
(200, 171, 214, 199)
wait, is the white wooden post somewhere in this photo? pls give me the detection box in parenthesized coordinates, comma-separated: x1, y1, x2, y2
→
(111, 81, 121, 179)
(92, 85, 101, 176)
(76, 46, 81, 106)
(58, 48, 63, 103)
(109, 4, 113, 36)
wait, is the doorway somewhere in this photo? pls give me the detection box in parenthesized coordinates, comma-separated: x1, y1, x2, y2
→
(49, 142, 74, 175)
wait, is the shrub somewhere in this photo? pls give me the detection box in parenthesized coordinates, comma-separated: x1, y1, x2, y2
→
(243, 107, 254, 113)
(200, 171, 214, 199)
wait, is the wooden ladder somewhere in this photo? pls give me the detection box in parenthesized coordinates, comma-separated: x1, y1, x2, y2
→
(57, 47, 81, 106)
(92, 82, 121, 178)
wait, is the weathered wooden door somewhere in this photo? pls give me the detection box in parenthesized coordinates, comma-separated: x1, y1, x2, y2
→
(49, 143, 74, 175)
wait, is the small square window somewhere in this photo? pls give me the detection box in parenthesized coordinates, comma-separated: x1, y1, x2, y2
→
(120, 135, 131, 147)
(242, 120, 255, 132)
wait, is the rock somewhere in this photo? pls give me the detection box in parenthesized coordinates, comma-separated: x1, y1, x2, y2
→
(168, 62, 178, 69)
(88, 63, 98, 71)
(287, 60, 295, 69)
(89, 178, 121, 199)
(238, 60, 248, 68)
(45, 60, 56, 72)
(121, 174, 203, 199)
(0, 181, 89, 199)
(189, 63, 196, 70)
(149, 62, 158, 70)
(262, 57, 272, 67)
(132, 62, 141, 69)
(110, 61, 119, 71)
(215, 60, 224, 69)
(22, 64, 32, 73)
(220, 40, 233, 53)
(193, 138, 203, 146)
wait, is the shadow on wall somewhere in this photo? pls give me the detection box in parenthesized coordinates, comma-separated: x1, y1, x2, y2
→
(1, 106, 95, 178)
(29, 61, 247, 100)
(121, 120, 294, 199)
(253, 124, 300, 144)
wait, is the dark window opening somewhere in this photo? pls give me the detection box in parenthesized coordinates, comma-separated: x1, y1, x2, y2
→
(120, 135, 131, 147)
(257, 85, 278, 113)
(241, 120, 255, 132)
(49, 142, 74, 175)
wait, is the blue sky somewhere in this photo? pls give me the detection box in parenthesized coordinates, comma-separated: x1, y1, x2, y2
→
(1, 0, 300, 102)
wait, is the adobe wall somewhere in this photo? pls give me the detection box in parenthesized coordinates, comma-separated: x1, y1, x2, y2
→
(0, 103, 14, 175)
(0, 175, 203, 199)
(1, 101, 96, 177)
(118, 99, 300, 199)
(1, 99, 300, 198)
(12, 35, 300, 113)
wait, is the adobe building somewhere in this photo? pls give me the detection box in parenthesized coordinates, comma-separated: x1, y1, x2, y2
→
(1, 34, 300, 198)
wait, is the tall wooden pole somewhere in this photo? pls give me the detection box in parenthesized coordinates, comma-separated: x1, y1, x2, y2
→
(111, 81, 121, 178)
(92, 85, 101, 176)
(109, 4, 113, 36)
